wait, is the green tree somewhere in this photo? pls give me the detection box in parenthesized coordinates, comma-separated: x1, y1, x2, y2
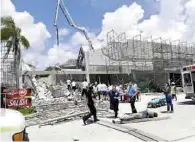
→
(1, 16, 30, 88)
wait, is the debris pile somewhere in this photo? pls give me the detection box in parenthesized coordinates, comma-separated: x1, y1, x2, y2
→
(24, 77, 112, 127)
(26, 93, 111, 127)
(26, 97, 88, 126)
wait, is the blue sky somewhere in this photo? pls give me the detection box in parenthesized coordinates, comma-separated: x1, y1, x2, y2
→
(4, 0, 195, 70)
(12, 0, 159, 48)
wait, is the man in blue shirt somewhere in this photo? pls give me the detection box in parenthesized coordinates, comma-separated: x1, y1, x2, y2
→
(128, 84, 137, 113)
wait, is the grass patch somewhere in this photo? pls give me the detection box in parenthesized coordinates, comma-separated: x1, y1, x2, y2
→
(17, 107, 36, 116)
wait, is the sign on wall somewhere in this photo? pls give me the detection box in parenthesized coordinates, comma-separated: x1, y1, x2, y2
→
(3, 88, 32, 108)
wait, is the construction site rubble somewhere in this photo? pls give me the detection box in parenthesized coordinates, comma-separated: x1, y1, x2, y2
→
(26, 99, 111, 127)
(26, 83, 111, 127)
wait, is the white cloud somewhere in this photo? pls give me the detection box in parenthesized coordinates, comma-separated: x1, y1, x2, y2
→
(47, 44, 77, 64)
(1, 0, 51, 53)
(70, 31, 105, 51)
(98, 0, 195, 42)
(70, 32, 88, 47)
(1, 0, 77, 70)
(2, 0, 195, 71)
(58, 28, 69, 37)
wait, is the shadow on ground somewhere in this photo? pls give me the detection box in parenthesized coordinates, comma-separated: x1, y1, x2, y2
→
(83, 119, 95, 126)
(160, 111, 168, 113)
(178, 101, 195, 105)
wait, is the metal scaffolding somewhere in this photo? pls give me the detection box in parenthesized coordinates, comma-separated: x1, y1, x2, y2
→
(102, 30, 195, 85)
(0, 43, 17, 88)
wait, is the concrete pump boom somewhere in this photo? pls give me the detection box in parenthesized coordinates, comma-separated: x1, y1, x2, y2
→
(54, 0, 94, 50)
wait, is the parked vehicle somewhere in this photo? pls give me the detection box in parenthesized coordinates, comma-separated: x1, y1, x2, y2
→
(181, 64, 195, 100)
(147, 96, 166, 108)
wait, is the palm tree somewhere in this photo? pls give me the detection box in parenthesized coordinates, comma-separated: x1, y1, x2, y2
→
(1, 16, 30, 88)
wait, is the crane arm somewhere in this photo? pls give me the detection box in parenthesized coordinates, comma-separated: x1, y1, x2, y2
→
(54, 0, 94, 50)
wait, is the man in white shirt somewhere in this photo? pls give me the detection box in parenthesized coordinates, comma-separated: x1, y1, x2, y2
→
(81, 79, 89, 97)
(133, 83, 138, 91)
(97, 83, 102, 100)
(67, 79, 71, 90)
(71, 80, 77, 91)
(116, 85, 120, 92)
(93, 82, 98, 98)
(102, 83, 108, 100)
(108, 85, 113, 91)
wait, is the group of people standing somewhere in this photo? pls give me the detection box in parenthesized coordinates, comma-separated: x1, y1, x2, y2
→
(81, 80, 177, 125)
(81, 80, 140, 125)
(66, 79, 77, 91)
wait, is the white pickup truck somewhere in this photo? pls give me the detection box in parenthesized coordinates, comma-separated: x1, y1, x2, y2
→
(0, 108, 29, 141)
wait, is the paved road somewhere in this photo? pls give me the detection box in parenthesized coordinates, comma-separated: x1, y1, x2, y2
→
(120, 94, 195, 141)
(27, 120, 142, 141)
(27, 94, 195, 141)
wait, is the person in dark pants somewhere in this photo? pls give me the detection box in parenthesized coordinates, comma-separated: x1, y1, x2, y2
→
(164, 82, 174, 113)
(128, 84, 137, 113)
(83, 85, 99, 125)
(81, 79, 88, 98)
(109, 86, 119, 118)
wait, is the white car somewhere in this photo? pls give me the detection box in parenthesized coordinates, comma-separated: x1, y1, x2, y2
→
(0, 108, 29, 141)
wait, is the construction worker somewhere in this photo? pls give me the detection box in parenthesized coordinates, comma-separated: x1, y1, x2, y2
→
(82, 85, 99, 125)
(164, 82, 174, 113)
(109, 86, 120, 118)
(171, 82, 177, 101)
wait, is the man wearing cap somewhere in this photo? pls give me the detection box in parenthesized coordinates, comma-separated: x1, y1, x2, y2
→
(171, 82, 177, 101)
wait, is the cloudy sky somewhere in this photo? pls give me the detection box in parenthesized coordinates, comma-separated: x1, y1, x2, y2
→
(1, 0, 195, 70)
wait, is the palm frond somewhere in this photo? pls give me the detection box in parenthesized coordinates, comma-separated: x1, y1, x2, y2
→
(20, 35, 30, 48)
(1, 16, 15, 27)
(0, 27, 14, 41)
